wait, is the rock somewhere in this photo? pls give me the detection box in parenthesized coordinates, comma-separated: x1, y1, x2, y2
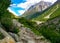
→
(18, 27, 51, 43)
(0, 37, 16, 43)
(9, 32, 20, 42)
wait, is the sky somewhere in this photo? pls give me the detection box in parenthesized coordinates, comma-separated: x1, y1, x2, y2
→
(8, 0, 57, 16)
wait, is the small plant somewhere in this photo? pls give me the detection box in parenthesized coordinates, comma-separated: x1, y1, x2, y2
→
(0, 32, 5, 39)
(13, 27, 20, 34)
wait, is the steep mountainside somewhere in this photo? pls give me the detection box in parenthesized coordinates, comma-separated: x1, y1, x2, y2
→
(21, 1, 52, 18)
(21, 0, 60, 22)
(32, 1, 60, 22)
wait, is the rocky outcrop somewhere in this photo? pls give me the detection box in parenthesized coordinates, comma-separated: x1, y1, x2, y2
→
(9, 32, 20, 42)
(18, 27, 51, 43)
(12, 19, 51, 43)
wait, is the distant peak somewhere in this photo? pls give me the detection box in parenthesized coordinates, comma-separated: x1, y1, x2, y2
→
(57, 0, 60, 2)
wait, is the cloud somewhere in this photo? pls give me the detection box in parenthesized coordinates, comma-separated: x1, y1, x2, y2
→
(10, 4, 18, 7)
(17, 0, 41, 10)
(17, 2, 30, 9)
(44, 0, 57, 3)
(17, 0, 57, 9)
(10, 4, 17, 6)
(8, 8, 18, 16)
(18, 10, 25, 15)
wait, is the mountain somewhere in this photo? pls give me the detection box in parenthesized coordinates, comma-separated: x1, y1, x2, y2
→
(21, 1, 52, 18)
(28, 1, 51, 11)
(31, 0, 60, 22)
(57, 0, 60, 2)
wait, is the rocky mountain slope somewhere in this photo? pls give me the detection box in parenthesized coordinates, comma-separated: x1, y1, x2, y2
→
(21, 0, 60, 21)
(21, 1, 52, 18)
(32, 0, 60, 22)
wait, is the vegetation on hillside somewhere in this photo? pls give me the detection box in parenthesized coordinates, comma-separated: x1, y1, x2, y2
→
(0, 0, 19, 34)
(0, 32, 5, 39)
(37, 16, 60, 43)
(32, 3, 60, 22)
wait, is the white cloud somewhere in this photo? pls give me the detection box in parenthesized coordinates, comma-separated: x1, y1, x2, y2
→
(8, 8, 18, 16)
(26, 0, 41, 3)
(17, 0, 57, 9)
(17, 0, 41, 10)
(10, 4, 17, 7)
(17, 2, 30, 9)
(44, 0, 57, 3)
(10, 4, 17, 6)
(18, 10, 25, 15)
(8, 8, 25, 16)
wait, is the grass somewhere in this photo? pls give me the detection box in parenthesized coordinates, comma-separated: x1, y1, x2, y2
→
(50, 4, 60, 19)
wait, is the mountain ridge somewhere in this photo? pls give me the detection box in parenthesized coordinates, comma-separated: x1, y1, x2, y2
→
(21, 1, 52, 17)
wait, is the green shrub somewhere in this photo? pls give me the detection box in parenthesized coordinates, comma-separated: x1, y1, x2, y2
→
(38, 25, 60, 43)
(0, 0, 11, 19)
(1, 18, 13, 32)
(0, 32, 5, 39)
(13, 27, 20, 34)
(0, 0, 10, 11)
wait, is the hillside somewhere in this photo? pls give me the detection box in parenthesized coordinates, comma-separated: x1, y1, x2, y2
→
(37, 16, 60, 43)
(32, 1, 60, 22)
(21, 0, 60, 22)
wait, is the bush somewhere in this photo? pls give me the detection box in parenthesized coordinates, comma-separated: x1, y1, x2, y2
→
(0, 32, 5, 39)
(1, 18, 13, 32)
(0, 0, 11, 11)
(38, 25, 60, 43)
(13, 27, 20, 34)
